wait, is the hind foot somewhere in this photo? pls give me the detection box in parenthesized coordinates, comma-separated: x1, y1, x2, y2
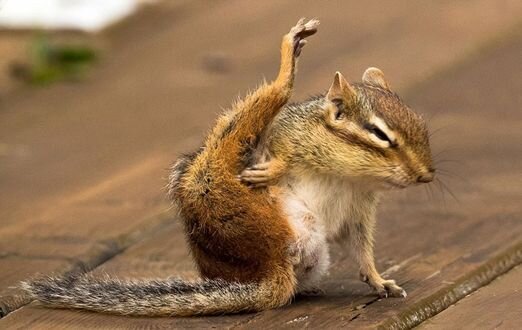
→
(287, 18, 320, 57)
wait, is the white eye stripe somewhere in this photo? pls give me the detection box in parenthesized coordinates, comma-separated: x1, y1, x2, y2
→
(369, 135, 389, 148)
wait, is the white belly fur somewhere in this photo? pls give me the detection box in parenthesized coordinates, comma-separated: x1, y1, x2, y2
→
(281, 174, 355, 290)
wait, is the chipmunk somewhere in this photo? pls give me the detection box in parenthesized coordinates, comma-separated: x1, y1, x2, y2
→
(22, 17, 434, 316)
(22, 18, 320, 316)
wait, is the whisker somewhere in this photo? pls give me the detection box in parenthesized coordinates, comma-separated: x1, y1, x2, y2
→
(434, 178, 448, 211)
(434, 159, 464, 166)
(432, 147, 459, 160)
(428, 126, 448, 139)
(436, 178, 459, 203)
(429, 183, 437, 201)
(424, 183, 436, 201)
(435, 169, 467, 183)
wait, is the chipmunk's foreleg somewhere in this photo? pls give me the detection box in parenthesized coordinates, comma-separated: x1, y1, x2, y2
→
(348, 191, 407, 298)
(240, 158, 286, 188)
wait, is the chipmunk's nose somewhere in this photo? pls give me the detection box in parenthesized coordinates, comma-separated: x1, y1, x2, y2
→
(417, 171, 434, 183)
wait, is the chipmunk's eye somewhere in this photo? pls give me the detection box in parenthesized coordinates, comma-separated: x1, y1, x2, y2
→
(371, 127, 390, 142)
(365, 124, 392, 144)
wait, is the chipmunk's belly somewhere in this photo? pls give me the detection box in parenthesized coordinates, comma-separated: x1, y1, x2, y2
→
(280, 174, 355, 290)
(281, 189, 330, 291)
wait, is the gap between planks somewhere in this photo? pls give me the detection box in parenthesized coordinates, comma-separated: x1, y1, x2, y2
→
(0, 210, 173, 318)
(378, 240, 522, 329)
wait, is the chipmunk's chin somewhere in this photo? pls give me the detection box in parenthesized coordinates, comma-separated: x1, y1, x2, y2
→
(348, 177, 410, 191)
(379, 180, 410, 190)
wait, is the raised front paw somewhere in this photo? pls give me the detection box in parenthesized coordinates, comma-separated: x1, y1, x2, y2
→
(240, 163, 273, 188)
(360, 273, 407, 298)
(239, 159, 285, 188)
(287, 18, 320, 57)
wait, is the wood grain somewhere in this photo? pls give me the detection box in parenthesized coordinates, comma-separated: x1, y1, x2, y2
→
(1, 0, 522, 328)
(418, 266, 522, 330)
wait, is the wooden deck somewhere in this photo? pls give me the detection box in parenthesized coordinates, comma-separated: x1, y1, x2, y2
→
(1, 1, 521, 328)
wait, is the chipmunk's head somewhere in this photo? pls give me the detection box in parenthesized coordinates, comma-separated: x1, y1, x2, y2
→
(319, 68, 434, 189)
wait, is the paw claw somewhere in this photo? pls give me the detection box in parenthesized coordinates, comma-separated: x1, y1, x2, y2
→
(378, 290, 388, 299)
(381, 280, 407, 298)
(362, 275, 407, 299)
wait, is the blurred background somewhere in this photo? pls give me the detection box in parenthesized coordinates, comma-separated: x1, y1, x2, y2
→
(1, 0, 520, 220)
(0, 1, 521, 327)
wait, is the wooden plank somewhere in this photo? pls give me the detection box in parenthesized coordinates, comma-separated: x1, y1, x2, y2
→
(2, 23, 522, 328)
(0, 153, 176, 315)
(418, 266, 522, 330)
(1, 0, 522, 327)
(1, 223, 255, 328)
(0, 258, 67, 317)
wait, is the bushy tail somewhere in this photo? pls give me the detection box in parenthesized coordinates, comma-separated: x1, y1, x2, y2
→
(22, 272, 293, 316)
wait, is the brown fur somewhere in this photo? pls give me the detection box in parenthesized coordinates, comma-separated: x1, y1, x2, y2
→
(22, 19, 320, 316)
(170, 20, 320, 310)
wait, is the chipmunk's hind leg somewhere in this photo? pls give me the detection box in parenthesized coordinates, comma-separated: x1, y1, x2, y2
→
(177, 18, 320, 204)
(215, 18, 319, 170)
(276, 18, 320, 89)
(168, 20, 320, 313)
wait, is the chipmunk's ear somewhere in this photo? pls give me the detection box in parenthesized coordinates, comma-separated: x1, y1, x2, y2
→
(327, 71, 356, 104)
(326, 72, 357, 124)
(362, 67, 390, 90)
